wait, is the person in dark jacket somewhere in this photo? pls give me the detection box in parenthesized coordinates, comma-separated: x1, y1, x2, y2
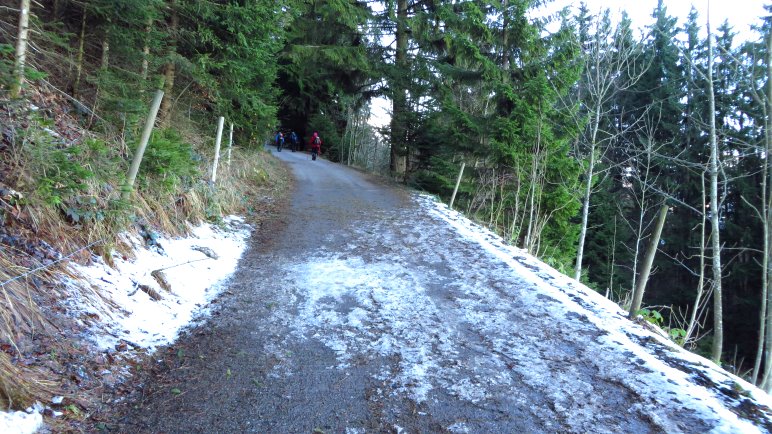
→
(289, 131, 299, 152)
(309, 132, 322, 160)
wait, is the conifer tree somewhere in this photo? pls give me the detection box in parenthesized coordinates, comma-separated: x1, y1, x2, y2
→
(276, 0, 373, 159)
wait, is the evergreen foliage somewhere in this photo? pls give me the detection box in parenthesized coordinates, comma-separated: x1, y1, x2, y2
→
(4, 0, 772, 391)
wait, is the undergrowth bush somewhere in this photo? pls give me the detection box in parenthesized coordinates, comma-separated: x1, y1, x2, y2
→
(138, 129, 200, 193)
(0, 44, 14, 90)
(35, 146, 94, 206)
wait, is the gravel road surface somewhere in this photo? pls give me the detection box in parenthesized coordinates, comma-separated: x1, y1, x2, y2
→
(115, 148, 770, 433)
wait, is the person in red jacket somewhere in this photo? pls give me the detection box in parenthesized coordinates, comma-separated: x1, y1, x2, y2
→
(310, 132, 322, 160)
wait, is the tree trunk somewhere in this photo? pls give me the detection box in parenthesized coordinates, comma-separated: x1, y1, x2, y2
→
(159, 1, 179, 125)
(753, 145, 769, 383)
(607, 215, 617, 299)
(686, 173, 708, 345)
(501, 0, 509, 71)
(10, 0, 31, 98)
(574, 146, 594, 281)
(707, 15, 724, 365)
(574, 106, 600, 281)
(141, 17, 152, 92)
(389, 0, 408, 178)
(760, 31, 772, 391)
(73, 7, 86, 98)
(629, 203, 669, 318)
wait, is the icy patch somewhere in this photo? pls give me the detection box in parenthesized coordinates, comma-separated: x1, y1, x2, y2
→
(66, 216, 251, 351)
(289, 255, 463, 403)
(447, 421, 471, 433)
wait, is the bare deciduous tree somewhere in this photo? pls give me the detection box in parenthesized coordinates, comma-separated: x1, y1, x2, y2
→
(569, 11, 649, 281)
(706, 12, 725, 365)
(11, 0, 31, 98)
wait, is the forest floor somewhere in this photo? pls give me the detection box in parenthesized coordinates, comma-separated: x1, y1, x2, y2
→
(86, 148, 772, 433)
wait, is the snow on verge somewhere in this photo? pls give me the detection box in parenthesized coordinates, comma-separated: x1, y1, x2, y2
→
(1, 217, 250, 434)
(67, 216, 251, 351)
(0, 410, 41, 434)
(419, 194, 772, 431)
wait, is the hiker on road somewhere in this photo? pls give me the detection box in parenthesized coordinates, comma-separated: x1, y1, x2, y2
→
(310, 132, 322, 161)
(275, 131, 285, 152)
(290, 131, 299, 152)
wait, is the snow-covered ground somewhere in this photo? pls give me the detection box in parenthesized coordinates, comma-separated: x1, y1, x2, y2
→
(5, 189, 772, 432)
(262, 193, 772, 433)
(1, 216, 252, 433)
(66, 216, 252, 351)
(420, 196, 772, 432)
(0, 410, 42, 434)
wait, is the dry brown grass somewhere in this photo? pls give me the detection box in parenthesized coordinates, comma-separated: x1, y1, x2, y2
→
(0, 351, 53, 410)
(0, 88, 291, 416)
(212, 147, 290, 215)
(0, 258, 53, 342)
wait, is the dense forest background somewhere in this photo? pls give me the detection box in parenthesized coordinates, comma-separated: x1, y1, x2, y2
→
(3, 0, 772, 409)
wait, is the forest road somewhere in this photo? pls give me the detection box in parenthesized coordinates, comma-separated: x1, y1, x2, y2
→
(115, 147, 722, 433)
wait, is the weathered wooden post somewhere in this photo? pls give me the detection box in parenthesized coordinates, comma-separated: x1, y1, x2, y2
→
(227, 122, 234, 167)
(123, 90, 164, 199)
(449, 161, 466, 210)
(211, 116, 225, 184)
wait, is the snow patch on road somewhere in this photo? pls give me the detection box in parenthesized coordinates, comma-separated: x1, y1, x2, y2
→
(65, 216, 251, 351)
(275, 192, 772, 432)
(292, 255, 460, 402)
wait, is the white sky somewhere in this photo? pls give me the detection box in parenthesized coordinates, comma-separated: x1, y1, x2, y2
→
(547, 0, 769, 41)
(369, 1, 770, 127)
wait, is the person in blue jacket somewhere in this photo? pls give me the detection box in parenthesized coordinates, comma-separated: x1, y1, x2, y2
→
(274, 131, 284, 151)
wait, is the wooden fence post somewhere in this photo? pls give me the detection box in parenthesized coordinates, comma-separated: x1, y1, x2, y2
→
(227, 122, 234, 167)
(123, 90, 164, 199)
(211, 116, 225, 184)
(449, 161, 466, 210)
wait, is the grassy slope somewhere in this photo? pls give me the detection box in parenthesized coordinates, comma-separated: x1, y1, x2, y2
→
(0, 85, 290, 428)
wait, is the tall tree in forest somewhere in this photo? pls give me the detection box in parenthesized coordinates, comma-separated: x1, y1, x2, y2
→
(706, 10, 725, 365)
(678, 8, 711, 347)
(158, 0, 179, 125)
(760, 28, 772, 390)
(277, 0, 373, 158)
(572, 9, 648, 281)
(183, 0, 287, 135)
(490, 5, 582, 266)
(603, 0, 685, 313)
(10, 0, 31, 98)
(734, 6, 772, 388)
(390, 0, 409, 176)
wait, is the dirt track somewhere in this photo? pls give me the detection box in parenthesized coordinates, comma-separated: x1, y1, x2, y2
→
(109, 148, 764, 433)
